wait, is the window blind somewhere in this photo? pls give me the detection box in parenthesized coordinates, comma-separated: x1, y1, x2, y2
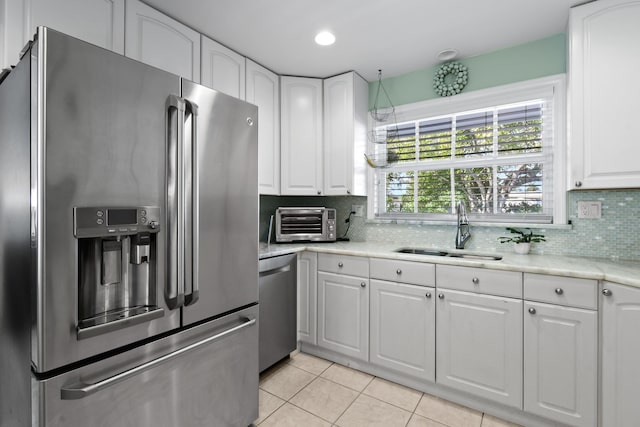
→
(374, 97, 554, 223)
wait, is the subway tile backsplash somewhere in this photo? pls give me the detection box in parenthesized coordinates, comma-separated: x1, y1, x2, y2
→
(260, 189, 640, 261)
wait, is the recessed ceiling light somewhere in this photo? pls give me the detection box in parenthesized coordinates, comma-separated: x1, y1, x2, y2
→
(437, 48, 458, 61)
(315, 31, 336, 46)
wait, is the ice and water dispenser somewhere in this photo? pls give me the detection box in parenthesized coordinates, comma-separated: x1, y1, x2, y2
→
(74, 206, 164, 339)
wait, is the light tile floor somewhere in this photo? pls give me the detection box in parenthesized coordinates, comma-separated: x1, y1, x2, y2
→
(256, 352, 522, 427)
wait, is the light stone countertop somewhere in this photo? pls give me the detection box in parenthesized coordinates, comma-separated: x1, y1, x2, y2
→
(260, 241, 640, 288)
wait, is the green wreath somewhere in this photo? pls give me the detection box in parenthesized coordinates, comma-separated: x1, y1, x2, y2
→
(433, 62, 468, 97)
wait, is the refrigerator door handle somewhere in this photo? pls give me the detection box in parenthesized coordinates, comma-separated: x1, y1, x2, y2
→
(165, 95, 186, 309)
(60, 316, 256, 400)
(184, 99, 199, 307)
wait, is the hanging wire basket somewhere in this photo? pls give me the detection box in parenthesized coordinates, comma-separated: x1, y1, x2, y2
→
(364, 147, 399, 169)
(367, 125, 398, 144)
(370, 69, 395, 123)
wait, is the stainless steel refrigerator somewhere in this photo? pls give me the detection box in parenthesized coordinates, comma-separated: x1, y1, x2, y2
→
(0, 27, 258, 427)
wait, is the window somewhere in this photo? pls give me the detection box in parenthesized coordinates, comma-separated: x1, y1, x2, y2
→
(369, 76, 566, 224)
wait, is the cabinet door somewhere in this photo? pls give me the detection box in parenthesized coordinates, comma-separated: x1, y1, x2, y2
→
(297, 252, 317, 346)
(436, 289, 522, 408)
(317, 271, 368, 361)
(601, 282, 640, 427)
(125, 0, 200, 82)
(524, 302, 597, 427)
(322, 72, 367, 196)
(568, 0, 640, 189)
(370, 280, 435, 381)
(246, 59, 280, 195)
(201, 35, 245, 99)
(280, 76, 323, 195)
(2, 0, 125, 67)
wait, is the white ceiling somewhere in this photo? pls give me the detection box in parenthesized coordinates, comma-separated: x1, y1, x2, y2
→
(143, 0, 585, 82)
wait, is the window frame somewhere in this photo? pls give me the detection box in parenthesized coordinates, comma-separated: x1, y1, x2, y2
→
(367, 74, 567, 225)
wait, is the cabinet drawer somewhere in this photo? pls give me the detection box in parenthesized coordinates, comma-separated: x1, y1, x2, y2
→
(436, 265, 522, 298)
(524, 273, 597, 310)
(370, 258, 435, 286)
(317, 253, 369, 277)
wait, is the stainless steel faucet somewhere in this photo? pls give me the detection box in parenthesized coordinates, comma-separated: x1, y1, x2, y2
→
(455, 201, 471, 249)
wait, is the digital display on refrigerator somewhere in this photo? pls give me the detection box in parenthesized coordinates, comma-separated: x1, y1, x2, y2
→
(107, 209, 137, 226)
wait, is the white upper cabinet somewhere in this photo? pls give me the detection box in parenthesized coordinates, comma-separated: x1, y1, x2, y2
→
(568, 0, 640, 189)
(246, 60, 280, 195)
(280, 76, 323, 195)
(201, 36, 245, 99)
(323, 72, 368, 196)
(2, 0, 125, 67)
(125, 0, 200, 82)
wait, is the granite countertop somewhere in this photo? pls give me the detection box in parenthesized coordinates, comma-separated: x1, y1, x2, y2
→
(260, 241, 640, 288)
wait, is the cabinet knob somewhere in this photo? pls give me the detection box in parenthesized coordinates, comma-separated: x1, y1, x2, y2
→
(317, 190, 321, 195)
(338, 262, 344, 268)
(602, 289, 613, 297)
(396, 269, 402, 275)
(528, 307, 537, 315)
(347, 189, 351, 194)
(555, 288, 564, 295)
(575, 181, 583, 188)
(472, 277, 480, 285)
(360, 282, 366, 288)
(438, 293, 444, 299)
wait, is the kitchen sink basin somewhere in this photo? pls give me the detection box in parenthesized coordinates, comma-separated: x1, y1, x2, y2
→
(395, 248, 449, 256)
(395, 248, 502, 261)
(445, 253, 503, 261)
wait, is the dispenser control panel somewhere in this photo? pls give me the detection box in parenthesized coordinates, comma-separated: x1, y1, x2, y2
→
(74, 206, 161, 238)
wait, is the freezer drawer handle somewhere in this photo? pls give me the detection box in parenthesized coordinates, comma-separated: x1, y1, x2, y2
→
(60, 316, 256, 400)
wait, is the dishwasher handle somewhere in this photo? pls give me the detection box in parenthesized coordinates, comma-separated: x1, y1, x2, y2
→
(259, 264, 291, 277)
(259, 253, 296, 278)
(60, 316, 256, 400)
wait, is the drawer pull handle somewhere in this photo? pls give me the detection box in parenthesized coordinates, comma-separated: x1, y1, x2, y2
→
(472, 277, 480, 285)
(338, 262, 343, 268)
(396, 269, 402, 275)
(360, 282, 366, 288)
(438, 293, 444, 299)
(425, 292, 432, 299)
(602, 289, 612, 297)
(555, 288, 564, 295)
(529, 307, 537, 315)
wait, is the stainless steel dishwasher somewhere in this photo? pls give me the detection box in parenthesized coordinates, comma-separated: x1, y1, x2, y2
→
(259, 253, 297, 372)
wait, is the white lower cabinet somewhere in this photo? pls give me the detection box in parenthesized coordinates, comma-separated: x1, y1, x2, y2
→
(317, 271, 369, 361)
(436, 288, 523, 408)
(601, 282, 640, 427)
(297, 252, 317, 346)
(523, 301, 597, 427)
(369, 279, 435, 381)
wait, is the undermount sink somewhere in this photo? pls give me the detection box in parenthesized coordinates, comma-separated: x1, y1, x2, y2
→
(395, 248, 449, 256)
(395, 248, 503, 261)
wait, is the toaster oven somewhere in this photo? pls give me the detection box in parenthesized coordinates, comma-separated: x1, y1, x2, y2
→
(275, 207, 336, 242)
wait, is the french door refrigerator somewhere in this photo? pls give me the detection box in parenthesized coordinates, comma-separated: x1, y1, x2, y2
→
(0, 27, 258, 427)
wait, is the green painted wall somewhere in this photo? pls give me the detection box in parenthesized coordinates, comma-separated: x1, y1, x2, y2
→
(369, 33, 566, 108)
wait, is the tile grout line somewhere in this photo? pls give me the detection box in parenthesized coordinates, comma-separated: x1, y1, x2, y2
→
(263, 354, 501, 427)
(329, 372, 374, 427)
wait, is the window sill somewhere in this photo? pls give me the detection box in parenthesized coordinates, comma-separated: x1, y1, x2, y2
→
(365, 218, 572, 230)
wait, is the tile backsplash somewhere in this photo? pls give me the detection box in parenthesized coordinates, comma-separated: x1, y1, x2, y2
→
(261, 189, 640, 261)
